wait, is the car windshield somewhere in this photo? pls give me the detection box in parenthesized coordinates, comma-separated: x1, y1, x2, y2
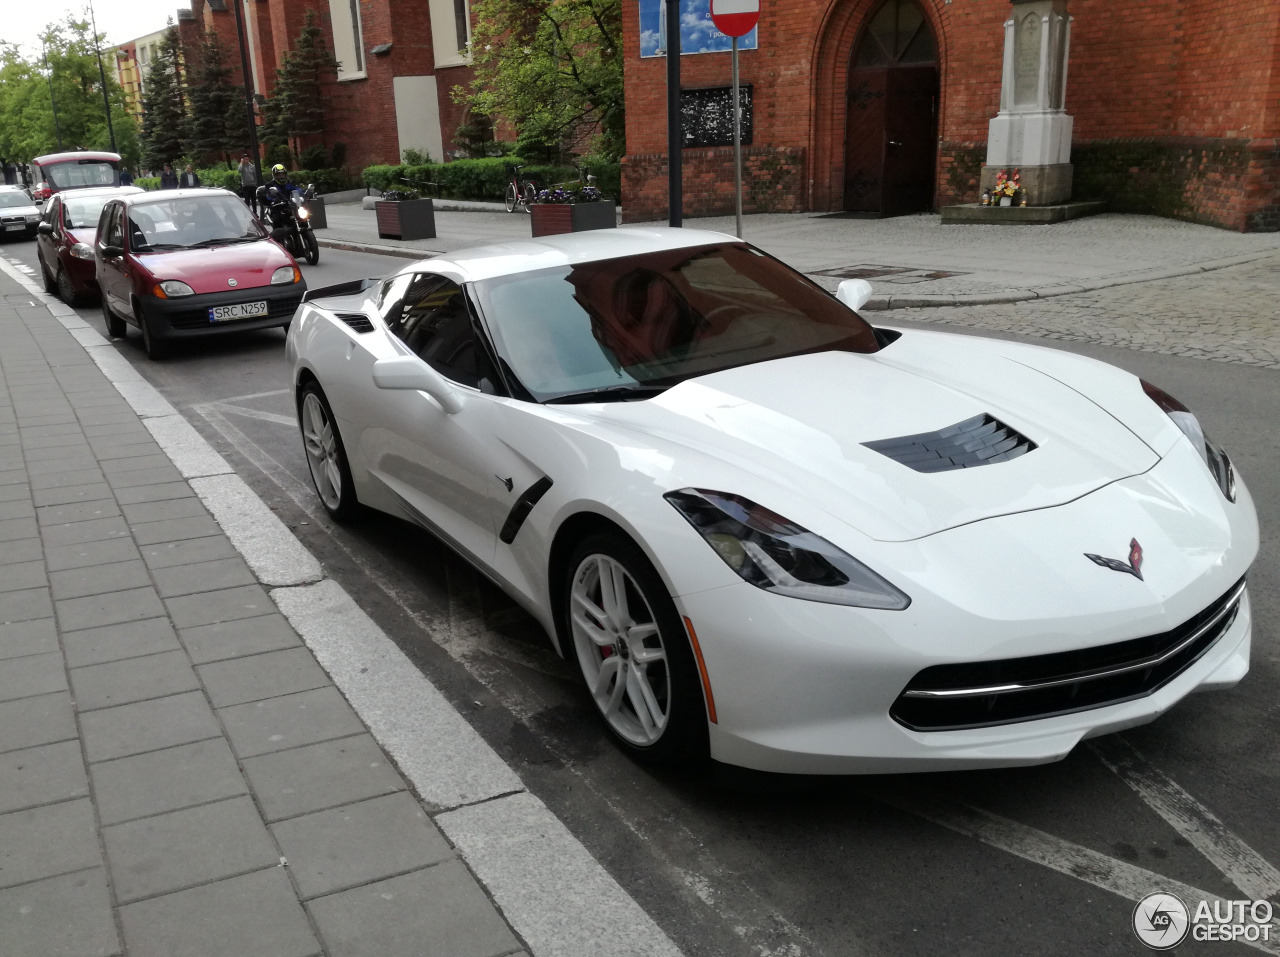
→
(44, 161, 116, 189)
(127, 195, 263, 250)
(472, 242, 881, 402)
(0, 192, 31, 209)
(63, 195, 114, 228)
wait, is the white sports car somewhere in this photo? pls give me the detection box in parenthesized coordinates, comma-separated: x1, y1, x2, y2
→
(285, 228, 1257, 774)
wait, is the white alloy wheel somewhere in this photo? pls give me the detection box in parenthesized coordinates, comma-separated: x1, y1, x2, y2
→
(570, 553, 671, 746)
(301, 391, 343, 511)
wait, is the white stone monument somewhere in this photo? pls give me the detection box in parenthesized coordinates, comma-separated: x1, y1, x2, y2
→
(983, 0, 1074, 205)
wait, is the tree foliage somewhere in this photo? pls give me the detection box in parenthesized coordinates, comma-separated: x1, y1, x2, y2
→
(264, 9, 340, 148)
(460, 0, 624, 161)
(186, 30, 250, 166)
(0, 17, 139, 168)
(139, 24, 187, 171)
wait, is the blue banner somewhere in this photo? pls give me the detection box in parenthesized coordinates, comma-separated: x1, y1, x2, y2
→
(639, 0, 760, 58)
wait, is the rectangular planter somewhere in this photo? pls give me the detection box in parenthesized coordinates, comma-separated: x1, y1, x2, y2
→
(376, 198, 436, 240)
(529, 200, 617, 238)
(303, 196, 327, 229)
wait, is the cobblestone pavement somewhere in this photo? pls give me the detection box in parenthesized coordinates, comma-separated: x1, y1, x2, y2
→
(885, 251, 1280, 369)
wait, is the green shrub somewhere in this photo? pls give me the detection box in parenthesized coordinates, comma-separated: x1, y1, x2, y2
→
(135, 177, 160, 191)
(287, 168, 352, 194)
(194, 167, 240, 190)
(361, 164, 404, 192)
(359, 156, 622, 202)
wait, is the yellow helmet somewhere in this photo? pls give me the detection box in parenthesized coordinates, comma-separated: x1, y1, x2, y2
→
(271, 164, 287, 182)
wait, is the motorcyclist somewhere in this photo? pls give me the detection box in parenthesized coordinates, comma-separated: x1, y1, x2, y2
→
(260, 164, 304, 207)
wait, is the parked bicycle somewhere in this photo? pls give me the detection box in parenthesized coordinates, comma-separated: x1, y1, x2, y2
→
(504, 163, 538, 212)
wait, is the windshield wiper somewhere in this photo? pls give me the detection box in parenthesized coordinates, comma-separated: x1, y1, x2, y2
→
(135, 242, 185, 251)
(546, 384, 670, 404)
(189, 236, 256, 247)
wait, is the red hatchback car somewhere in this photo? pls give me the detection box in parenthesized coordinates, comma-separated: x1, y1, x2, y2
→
(36, 186, 143, 305)
(31, 151, 121, 204)
(96, 189, 307, 359)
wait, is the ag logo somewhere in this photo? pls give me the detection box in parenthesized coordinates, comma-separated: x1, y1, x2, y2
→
(1133, 892, 1190, 950)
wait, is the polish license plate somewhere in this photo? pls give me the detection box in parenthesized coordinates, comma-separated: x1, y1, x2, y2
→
(4, 223, 25, 231)
(208, 300, 268, 322)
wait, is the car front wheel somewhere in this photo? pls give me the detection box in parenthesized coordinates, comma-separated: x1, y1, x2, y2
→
(101, 297, 126, 339)
(299, 382, 359, 521)
(565, 532, 708, 764)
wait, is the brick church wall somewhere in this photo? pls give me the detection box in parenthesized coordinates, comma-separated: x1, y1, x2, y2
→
(624, 0, 1280, 230)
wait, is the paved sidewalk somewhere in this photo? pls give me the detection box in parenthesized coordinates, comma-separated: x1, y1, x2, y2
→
(313, 203, 1280, 309)
(0, 266, 687, 957)
(0, 274, 531, 956)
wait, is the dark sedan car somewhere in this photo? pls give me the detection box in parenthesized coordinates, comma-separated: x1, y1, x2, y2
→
(37, 186, 143, 305)
(96, 189, 306, 359)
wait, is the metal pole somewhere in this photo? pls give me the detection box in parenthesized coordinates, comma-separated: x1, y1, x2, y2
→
(231, 0, 263, 187)
(732, 35, 742, 239)
(665, 0, 682, 227)
(87, 0, 118, 153)
(42, 42, 64, 152)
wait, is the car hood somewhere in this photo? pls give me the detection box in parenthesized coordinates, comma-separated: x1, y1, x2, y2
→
(68, 227, 96, 245)
(133, 240, 292, 293)
(579, 335, 1161, 542)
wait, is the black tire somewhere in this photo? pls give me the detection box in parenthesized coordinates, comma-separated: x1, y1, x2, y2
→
(138, 305, 169, 360)
(562, 532, 709, 765)
(298, 382, 360, 522)
(101, 296, 127, 339)
(504, 182, 518, 213)
(522, 182, 537, 208)
(39, 253, 57, 294)
(55, 266, 80, 306)
(303, 230, 319, 265)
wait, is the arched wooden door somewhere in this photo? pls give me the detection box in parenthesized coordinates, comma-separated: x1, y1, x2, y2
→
(843, 0, 939, 215)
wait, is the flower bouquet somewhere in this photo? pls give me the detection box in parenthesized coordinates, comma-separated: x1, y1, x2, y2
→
(992, 168, 1024, 206)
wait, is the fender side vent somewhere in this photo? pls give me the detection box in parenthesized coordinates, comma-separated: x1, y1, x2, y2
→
(863, 413, 1036, 472)
(336, 313, 374, 333)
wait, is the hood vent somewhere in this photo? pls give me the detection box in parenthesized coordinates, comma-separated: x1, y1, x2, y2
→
(863, 413, 1036, 472)
(336, 313, 374, 333)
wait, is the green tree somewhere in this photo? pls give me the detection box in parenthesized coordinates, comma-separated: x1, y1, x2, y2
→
(459, 0, 624, 161)
(0, 18, 139, 168)
(186, 30, 249, 166)
(139, 24, 187, 172)
(263, 8, 340, 159)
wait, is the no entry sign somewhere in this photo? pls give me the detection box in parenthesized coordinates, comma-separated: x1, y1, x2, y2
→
(710, 0, 759, 38)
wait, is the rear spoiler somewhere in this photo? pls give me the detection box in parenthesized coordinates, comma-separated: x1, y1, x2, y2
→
(301, 276, 381, 303)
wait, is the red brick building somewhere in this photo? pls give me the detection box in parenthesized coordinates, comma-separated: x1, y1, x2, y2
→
(173, 0, 478, 172)
(622, 0, 1280, 230)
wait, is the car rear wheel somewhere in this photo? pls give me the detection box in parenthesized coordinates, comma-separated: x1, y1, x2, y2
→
(299, 383, 359, 521)
(100, 297, 126, 339)
(55, 266, 80, 306)
(565, 533, 708, 764)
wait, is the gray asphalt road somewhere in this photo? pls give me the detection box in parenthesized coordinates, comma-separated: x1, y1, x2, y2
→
(4, 234, 1275, 957)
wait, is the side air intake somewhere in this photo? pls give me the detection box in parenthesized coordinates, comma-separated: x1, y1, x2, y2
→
(863, 414, 1036, 473)
(336, 313, 374, 333)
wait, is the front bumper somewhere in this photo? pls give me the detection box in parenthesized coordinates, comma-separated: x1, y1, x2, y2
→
(138, 281, 306, 340)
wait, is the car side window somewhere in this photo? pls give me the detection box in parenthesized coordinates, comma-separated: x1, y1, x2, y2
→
(389, 275, 499, 393)
(376, 274, 413, 327)
(102, 204, 123, 247)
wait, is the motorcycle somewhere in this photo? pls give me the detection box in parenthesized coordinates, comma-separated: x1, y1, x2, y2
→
(257, 182, 320, 265)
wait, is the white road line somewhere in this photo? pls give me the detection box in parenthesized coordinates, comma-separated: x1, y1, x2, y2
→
(879, 788, 1280, 956)
(438, 792, 684, 957)
(209, 403, 297, 427)
(1090, 737, 1280, 901)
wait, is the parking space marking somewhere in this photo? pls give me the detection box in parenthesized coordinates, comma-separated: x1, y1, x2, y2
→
(1091, 738, 1280, 901)
(880, 787, 1280, 955)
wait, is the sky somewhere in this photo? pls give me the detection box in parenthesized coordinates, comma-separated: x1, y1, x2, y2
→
(1, 0, 191, 58)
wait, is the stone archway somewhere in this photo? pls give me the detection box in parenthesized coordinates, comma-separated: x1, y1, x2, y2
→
(808, 0, 947, 213)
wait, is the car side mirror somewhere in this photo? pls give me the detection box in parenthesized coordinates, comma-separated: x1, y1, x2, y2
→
(836, 278, 874, 312)
(372, 355, 464, 414)
(37, 222, 53, 235)
(99, 244, 123, 258)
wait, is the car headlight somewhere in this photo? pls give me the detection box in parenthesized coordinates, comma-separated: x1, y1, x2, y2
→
(70, 243, 95, 260)
(25, 214, 39, 223)
(154, 280, 195, 298)
(664, 488, 911, 609)
(1142, 380, 1235, 501)
(271, 265, 300, 284)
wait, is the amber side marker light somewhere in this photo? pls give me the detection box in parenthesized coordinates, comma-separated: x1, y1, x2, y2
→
(683, 617, 717, 724)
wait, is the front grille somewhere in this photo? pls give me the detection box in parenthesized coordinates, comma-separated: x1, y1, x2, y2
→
(890, 577, 1246, 731)
(166, 294, 302, 330)
(863, 413, 1036, 472)
(3, 216, 27, 226)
